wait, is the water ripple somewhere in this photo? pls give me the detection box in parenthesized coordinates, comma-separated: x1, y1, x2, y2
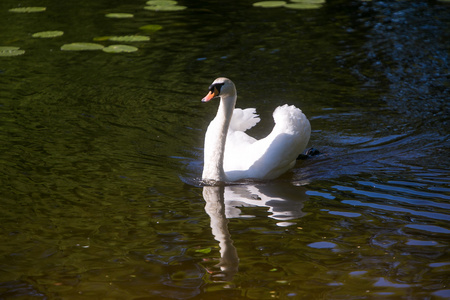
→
(342, 200, 450, 222)
(335, 183, 450, 209)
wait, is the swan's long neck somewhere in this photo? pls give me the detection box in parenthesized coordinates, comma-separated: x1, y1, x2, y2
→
(203, 94, 236, 183)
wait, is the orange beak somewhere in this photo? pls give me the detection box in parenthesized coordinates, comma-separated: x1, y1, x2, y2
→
(201, 87, 219, 102)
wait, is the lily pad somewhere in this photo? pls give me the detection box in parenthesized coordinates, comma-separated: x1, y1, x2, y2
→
(105, 13, 134, 18)
(144, 5, 187, 11)
(0, 46, 25, 57)
(61, 43, 104, 51)
(139, 24, 163, 31)
(194, 247, 212, 254)
(284, 3, 322, 9)
(146, 0, 178, 5)
(253, 1, 287, 7)
(290, 0, 325, 3)
(93, 36, 111, 42)
(103, 45, 138, 53)
(32, 31, 64, 38)
(9, 7, 46, 13)
(108, 35, 150, 42)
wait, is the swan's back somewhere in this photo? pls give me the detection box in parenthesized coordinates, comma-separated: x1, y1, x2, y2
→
(224, 104, 311, 181)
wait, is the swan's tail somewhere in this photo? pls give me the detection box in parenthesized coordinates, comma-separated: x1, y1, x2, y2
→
(229, 108, 260, 132)
(273, 104, 309, 135)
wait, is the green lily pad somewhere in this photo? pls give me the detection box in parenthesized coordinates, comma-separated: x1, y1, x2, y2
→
(139, 24, 163, 31)
(108, 35, 150, 42)
(144, 5, 187, 11)
(253, 1, 287, 7)
(0, 46, 25, 57)
(146, 0, 178, 5)
(9, 7, 46, 13)
(103, 45, 138, 53)
(290, 0, 325, 3)
(93, 36, 111, 42)
(32, 31, 64, 38)
(284, 3, 322, 9)
(105, 13, 134, 18)
(194, 248, 212, 254)
(61, 43, 104, 51)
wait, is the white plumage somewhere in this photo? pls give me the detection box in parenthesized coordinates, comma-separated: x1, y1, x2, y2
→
(201, 78, 311, 183)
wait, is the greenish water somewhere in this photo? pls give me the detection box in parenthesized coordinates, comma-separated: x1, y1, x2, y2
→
(1, 0, 449, 299)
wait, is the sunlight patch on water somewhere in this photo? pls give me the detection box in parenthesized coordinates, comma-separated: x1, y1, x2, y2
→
(358, 181, 450, 201)
(406, 239, 439, 246)
(328, 210, 361, 218)
(334, 180, 450, 210)
(432, 290, 450, 299)
(349, 271, 368, 276)
(428, 262, 450, 268)
(305, 190, 335, 199)
(404, 224, 450, 234)
(307, 241, 337, 249)
(373, 277, 411, 288)
(342, 200, 450, 221)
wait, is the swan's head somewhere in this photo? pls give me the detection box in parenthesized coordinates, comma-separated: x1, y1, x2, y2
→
(201, 77, 236, 102)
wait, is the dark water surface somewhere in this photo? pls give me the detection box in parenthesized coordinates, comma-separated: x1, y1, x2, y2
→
(1, 0, 449, 299)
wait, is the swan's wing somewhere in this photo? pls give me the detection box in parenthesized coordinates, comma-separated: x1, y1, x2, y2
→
(224, 104, 311, 181)
(224, 130, 257, 172)
(249, 104, 311, 177)
(226, 105, 311, 181)
(224, 108, 260, 172)
(229, 108, 260, 132)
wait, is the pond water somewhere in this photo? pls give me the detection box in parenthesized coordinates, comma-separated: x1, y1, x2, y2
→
(1, 0, 449, 299)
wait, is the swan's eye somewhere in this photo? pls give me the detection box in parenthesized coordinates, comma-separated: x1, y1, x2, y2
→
(209, 83, 224, 95)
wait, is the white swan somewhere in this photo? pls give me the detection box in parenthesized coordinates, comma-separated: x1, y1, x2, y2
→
(201, 77, 311, 183)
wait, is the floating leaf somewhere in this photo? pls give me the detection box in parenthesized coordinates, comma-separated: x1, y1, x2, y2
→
(32, 31, 64, 38)
(284, 3, 322, 9)
(0, 46, 25, 57)
(105, 13, 134, 18)
(9, 7, 46, 13)
(61, 43, 104, 51)
(253, 1, 287, 7)
(144, 5, 187, 11)
(290, 0, 325, 3)
(109, 35, 150, 42)
(139, 24, 163, 32)
(103, 44, 138, 53)
(195, 248, 212, 254)
(146, 0, 178, 5)
(276, 280, 289, 284)
(93, 36, 111, 42)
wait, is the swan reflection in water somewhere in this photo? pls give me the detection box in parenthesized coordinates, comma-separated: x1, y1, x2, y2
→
(202, 183, 309, 282)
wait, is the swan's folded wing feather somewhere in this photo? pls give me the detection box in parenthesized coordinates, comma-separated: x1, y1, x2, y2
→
(240, 105, 311, 180)
(224, 104, 311, 181)
(229, 108, 260, 132)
